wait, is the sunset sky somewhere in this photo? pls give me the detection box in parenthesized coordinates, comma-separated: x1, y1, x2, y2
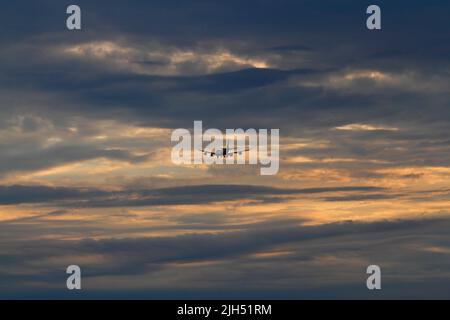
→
(1, 0, 450, 299)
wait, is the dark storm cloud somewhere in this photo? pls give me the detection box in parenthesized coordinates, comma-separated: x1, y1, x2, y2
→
(0, 144, 150, 176)
(0, 184, 383, 206)
(0, 185, 105, 205)
(3, 1, 449, 54)
(0, 0, 448, 155)
(1, 67, 315, 97)
(69, 218, 439, 266)
(268, 44, 313, 52)
(1, 217, 450, 298)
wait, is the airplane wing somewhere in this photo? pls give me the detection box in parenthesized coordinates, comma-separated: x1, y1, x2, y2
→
(233, 148, 250, 154)
(200, 149, 216, 156)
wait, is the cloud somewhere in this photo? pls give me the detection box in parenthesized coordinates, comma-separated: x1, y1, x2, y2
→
(0, 185, 105, 205)
(0, 0, 450, 299)
(0, 144, 151, 177)
(333, 123, 399, 132)
(2, 217, 450, 298)
(268, 44, 313, 52)
(0, 184, 384, 207)
(62, 41, 271, 75)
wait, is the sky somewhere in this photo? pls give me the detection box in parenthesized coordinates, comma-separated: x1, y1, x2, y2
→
(0, 0, 450, 299)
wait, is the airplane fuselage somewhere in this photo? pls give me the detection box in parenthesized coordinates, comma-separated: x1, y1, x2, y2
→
(214, 148, 229, 157)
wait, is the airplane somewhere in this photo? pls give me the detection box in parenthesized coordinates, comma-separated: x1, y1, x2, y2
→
(201, 142, 250, 158)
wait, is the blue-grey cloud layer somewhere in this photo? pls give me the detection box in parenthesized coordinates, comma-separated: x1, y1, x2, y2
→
(1, 0, 450, 299)
(2, 218, 450, 299)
